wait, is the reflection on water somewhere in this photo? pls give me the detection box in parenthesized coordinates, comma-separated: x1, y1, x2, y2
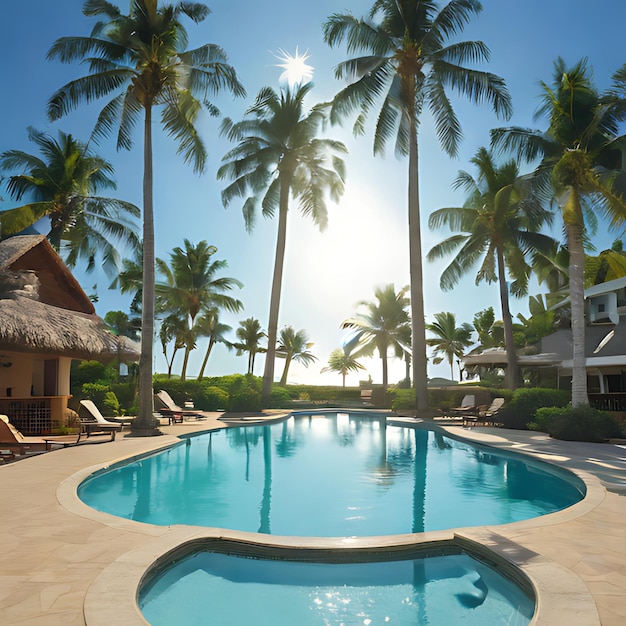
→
(139, 551, 534, 626)
(79, 413, 585, 536)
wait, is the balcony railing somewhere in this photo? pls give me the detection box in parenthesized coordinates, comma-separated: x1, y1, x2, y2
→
(588, 393, 626, 412)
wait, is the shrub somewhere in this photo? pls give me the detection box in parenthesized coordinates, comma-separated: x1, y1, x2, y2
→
(195, 386, 229, 411)
(269, 386, 293, 408)
(78, 383, 120, 416)
(102, 391, 120, 416)
(530, 405, 623, 442)
(229, 389, 262, 412)
(71, 360, 113, 396)
(392, 389, 415, 411)
(111, 382, 136, 413)
(497, 388, 570, 430)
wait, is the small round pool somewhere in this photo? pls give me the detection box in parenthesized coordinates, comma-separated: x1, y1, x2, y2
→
(138, 543, 535, 626)
(79, 412, 585, 536)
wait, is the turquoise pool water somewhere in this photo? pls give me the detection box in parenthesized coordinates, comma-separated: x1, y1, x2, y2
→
(78, 413, 585, 536)
(139, 549, 535, 625)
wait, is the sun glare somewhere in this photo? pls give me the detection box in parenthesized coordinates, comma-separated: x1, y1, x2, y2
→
(274, 47, 314, 88)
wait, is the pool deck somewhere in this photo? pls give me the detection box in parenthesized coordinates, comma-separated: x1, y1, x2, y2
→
(0, 413, 624, 625)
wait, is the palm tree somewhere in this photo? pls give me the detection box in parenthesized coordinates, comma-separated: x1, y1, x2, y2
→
(111, 251, 144, 315)
(195, 309, 233, 380)
(47, 0, 245, 433)
(0, 127, 139, 275)
(233, 318, 266, 375)
(342, 284, 411, 391)
(492, 58, 626, 406)
(275, 326, 317, 385)
(427, 147, 554, 389)
(425, 312, 473, 381)
(321, 346, 366, 387)
(218, 82, 347, 407)
(472, 307, 503, 351)
(104, 309, 141, 381)
(156, 240, 242, 381)
(158, 312, 186, 378)
(323, 0, 512, 412)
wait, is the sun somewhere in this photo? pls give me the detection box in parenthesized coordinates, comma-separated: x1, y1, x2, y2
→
(274, 47, 314, 88)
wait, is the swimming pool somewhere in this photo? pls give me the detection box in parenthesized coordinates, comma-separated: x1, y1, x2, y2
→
(139, 545, 535, 626)
(79, 412, 585, 536)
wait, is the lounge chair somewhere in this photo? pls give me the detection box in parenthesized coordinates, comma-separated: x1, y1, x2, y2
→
(78, 400, 123, 439)
(154, 390, 206, 424)
(463, 397, 505, 428)
(0, 415, 53, 454)
(448, 394, 477, 417)
(0, 448, 15, 463)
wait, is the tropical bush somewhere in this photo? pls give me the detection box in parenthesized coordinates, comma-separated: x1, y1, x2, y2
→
(497, 388, 570, 429)
(530, 405, 623, 442)
(80, 383, 120, 416)
(111, 382, 136, 414)
(269, 386, 293, 408)
(196, 386, 229, 411)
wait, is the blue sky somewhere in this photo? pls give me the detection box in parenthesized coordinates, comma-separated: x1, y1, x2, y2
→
(2, 0, 625, 386)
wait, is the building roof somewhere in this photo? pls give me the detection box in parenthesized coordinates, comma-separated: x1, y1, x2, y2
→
(585, 275, 626, 298)
(463, 349, 562, 367)
(0, 235, 139, 362)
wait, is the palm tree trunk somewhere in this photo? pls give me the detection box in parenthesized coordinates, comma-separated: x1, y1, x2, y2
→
(197, 337, 216, 380)
(279, 355, 291, 386)
(180, 345, 191, 382)
(568, 220, 588, 406)
(496, 246, 521, 389)
(262, 178, 290, 406)
(408, 118, 429, 412)
(381, 348, 389, 391)
(134, 105, 159, 434)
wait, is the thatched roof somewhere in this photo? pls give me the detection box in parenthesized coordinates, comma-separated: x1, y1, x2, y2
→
(0, 293, 139, 362)
(0, 235, 140, 362)
(0, 235, 94, 313)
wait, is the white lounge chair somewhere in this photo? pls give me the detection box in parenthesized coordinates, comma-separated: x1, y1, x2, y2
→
(78, 400, 124, 438)
(154, 390, 205, 423)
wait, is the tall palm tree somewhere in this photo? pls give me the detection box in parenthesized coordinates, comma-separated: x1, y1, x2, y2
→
(0, 127, 139, 275)
(492, 58, 626, 406)
(425, 311, 473, 381)
(195, 308, 233, 380)
(427, 147, 554, 389)
(47, 0, 245, 432)
(275, 326, 317, 385)
(156, 240, 242, 381)
(233, 318, 266, 375)
(323, 0, 512, 412)
(218, 82, 347, 407)
(321, 346, 366, 388)
(342, 284, 411, 391)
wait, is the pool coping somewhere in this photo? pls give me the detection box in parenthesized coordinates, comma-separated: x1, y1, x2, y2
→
(59, 416, 608, 626)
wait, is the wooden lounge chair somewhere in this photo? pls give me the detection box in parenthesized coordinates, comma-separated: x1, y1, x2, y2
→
(78, 400, 123, 439)
(154, 390, 206, 424)
(0, 415, 53, 454)
(448, 394, 477, 417)
(463, 397, 505, 428)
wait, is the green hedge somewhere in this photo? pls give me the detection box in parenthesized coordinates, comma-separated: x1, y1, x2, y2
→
(530, 405, 623, 442)
(497, 388, 570, 430)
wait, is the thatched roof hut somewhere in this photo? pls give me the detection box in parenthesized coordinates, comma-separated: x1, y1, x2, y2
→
(0, 235, 139, 362)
